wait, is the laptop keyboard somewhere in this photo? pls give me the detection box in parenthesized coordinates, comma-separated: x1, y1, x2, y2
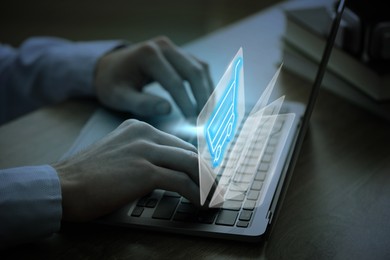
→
(130, 114, 288, 228)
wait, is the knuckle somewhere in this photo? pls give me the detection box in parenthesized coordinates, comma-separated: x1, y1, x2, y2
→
(201, 61, 210, 71)
(138, 41, 160, 57)
(135, 121, 162, 142)
(189, 63, 206, 79)
(154, 35, 172, 47)
(119, 119, 138, 128)
(134, 121, 154, 135)
(187, 150, 198, 164)
(120, 120, 157, 139)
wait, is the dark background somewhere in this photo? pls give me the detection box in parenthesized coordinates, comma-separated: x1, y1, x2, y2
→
(1, 0, 284, 47)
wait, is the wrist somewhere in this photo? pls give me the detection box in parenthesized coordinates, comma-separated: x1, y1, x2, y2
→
(53, 160, 81, 222)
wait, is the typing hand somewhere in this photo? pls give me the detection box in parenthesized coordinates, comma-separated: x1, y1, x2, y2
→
(53, 119, 200, 222)
(94, 36, 213, 118)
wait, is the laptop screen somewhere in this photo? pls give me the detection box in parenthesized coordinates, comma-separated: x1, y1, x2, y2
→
(285, 0, 346, 175)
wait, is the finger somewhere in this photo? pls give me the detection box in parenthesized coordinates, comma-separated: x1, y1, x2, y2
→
(187, 54, 214, 98)
(147, 145, 199, 185)
(103, 84, 172, 116)
(155, 38, 213, 113)
(194, 57, 215, 114)
(193, 56, 214, 98)
(154, 130, 197, 153)
(118, 119, 197, 153)
(140, 43, 197, 118)
(141, 122, 197, 152)
(154, 166, 201, 206)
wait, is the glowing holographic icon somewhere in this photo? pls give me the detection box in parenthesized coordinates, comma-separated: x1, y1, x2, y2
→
(197, 47, 295, 208)
(205, 58, 242, 168)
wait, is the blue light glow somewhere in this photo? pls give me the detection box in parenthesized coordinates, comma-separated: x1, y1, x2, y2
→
(205, 58, 242, 168)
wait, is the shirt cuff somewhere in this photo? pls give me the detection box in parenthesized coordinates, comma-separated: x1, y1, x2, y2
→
(36, 38, 127, 100)
(0, 165, 62, 248)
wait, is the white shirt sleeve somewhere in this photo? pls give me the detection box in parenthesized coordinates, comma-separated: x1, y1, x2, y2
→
(0, 165, 62, 248)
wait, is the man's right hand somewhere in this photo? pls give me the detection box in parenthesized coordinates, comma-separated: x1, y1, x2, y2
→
(53, 119, 200, 222)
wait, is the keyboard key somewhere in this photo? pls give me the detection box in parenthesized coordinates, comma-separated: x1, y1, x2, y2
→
(229, 182, 249, 192)
(236, 221, 249, 228)
(259, 163, 270, 172)
(177, 203, 197, 214)
(243, 200, 256, 210)
(221, 200, 242, 211)
(173, 212, 196, 222)
(136, 196, 149, 207)
(215, 210, 239, 226)
(251, 180, 263, 191)
(145, 198, 159, 208)
(265, 146, 275, 155)
(180, 197, 191, 204)
(232, 173, 253, 183)
(262, 154, 272, 162)
(131, 206, 144, 217)
(255, 171, 266, 181)
(268, 137, 279, 146)
(239, 210, 253, 221)
(247, 190, 260, 200)
(243, 157, 260, 167)
(219, 176, 231, 185)
(152, 197, 180, 220)
(164, 191, 181, 198)
(197, 209, 218, 224)
(225, 190, 245, 201)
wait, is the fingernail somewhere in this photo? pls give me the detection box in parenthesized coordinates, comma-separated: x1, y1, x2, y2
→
(155, 102, 171, 115)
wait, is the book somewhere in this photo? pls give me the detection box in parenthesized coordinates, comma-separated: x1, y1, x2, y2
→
(282, 41, 390, 121)
(283, 3, 390, 101)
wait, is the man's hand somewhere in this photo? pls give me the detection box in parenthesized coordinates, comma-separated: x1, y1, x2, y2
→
(53, 119, 200, 222)
(94, 36, 213, 118)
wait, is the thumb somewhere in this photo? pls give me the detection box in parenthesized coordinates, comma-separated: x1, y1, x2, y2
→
(132, 91, 172, 116)
(105, 86, 172, 117)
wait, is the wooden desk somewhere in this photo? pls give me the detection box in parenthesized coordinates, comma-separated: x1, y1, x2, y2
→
(2, 1, 390, 259)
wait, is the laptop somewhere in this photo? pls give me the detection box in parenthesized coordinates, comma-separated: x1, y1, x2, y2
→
(61, 0, 345, 242)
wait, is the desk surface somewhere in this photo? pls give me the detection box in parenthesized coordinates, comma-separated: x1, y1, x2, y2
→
(2, 1, 390, 259)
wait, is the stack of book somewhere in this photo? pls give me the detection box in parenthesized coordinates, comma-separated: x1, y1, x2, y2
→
(280, 1, 390, 121)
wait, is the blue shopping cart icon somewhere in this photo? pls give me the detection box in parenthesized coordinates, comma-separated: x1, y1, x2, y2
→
(205, 58, 242, 168)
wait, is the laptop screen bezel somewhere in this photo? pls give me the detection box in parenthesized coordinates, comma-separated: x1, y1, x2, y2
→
(266, 0, 347, 234)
